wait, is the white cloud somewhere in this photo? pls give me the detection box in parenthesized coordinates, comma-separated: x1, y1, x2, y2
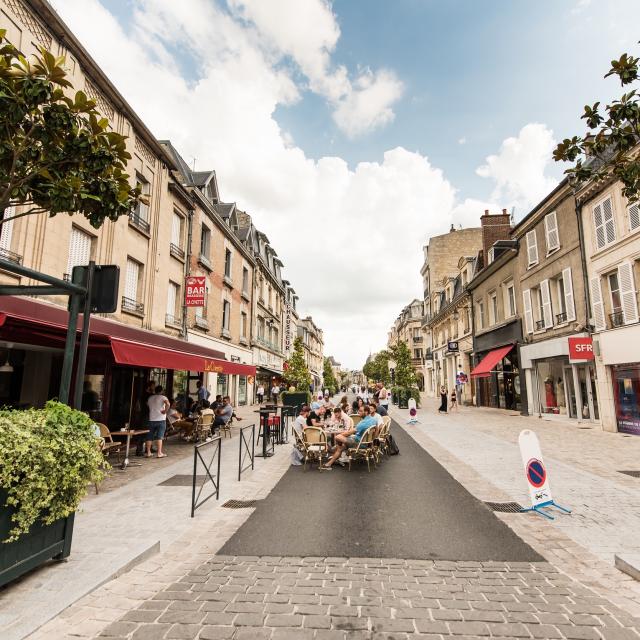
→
(227, 0, 404, 137)
(49, 0, 555, 368)
(476, 123, 558, 217)
(458, 137, 466, 145)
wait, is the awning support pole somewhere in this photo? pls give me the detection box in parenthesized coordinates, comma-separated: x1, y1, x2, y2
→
(60, 294, 80, 404)
(73, 261, 95, 409)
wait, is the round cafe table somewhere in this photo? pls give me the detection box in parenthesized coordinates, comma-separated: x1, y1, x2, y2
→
(254, 407, 277, 457)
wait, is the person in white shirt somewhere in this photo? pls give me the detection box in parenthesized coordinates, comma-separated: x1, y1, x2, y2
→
(368, 402, 384, 435)
(378, 383, 389, 408)
(256, 384, 265, 404)
(291, 405, 310, 465)
(271, 383, 280, 405)
(146, 386, 170, 458)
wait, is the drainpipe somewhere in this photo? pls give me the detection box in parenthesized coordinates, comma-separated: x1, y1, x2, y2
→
(575, 198, 592, 331)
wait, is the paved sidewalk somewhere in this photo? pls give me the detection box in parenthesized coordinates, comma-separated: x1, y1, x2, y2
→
(388, 400, 640, 616)
(0, 405, 290, 640)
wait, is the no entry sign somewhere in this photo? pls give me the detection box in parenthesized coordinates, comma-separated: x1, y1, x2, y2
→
(518, 430, 552, 507)
(185, 276, 206, 307)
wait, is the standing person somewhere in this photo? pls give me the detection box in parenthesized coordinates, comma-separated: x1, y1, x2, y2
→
(438, 385, 448, 414)
(450, 387, 458, 411)
(136, 379, 155, 456)
(378, 383, 389, 409)
(256, 383, 265, 404)
(146, 385, 169, 458)
(271, 382, 280, 405)
(196, 380, 209, 407)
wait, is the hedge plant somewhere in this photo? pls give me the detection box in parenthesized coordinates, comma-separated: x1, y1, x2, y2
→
(0, 401, 105, 542)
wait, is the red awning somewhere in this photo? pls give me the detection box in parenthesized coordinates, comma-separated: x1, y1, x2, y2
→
(470, 345, 514, 378)
(110, 338, 255, 376)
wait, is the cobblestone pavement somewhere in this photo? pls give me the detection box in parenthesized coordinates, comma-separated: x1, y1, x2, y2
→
(19, 397, 640, 640)
(388, 401, 640, 617)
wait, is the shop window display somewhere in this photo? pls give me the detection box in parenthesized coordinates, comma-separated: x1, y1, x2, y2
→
(536, 360, 567, 415)
(613, 366, 640, 435)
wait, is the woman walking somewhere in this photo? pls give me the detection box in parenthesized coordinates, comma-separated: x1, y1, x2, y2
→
(450, 387, 458, 411)
(438, 385, 448, 413)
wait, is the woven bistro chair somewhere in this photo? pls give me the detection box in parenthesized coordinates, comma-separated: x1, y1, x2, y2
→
(349, 414, 362, 427)
(375, 418, 391, 461)
(302, 427, 327, 471)
(194, 412, 214, 442)
(347, 426, 376, 472)
(97, 423, 124, 463)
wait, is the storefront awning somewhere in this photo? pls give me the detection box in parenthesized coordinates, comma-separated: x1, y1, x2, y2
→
(110, 338, 255, 376)
(471, 345, 514, 378)
(256, 365, 283, 377)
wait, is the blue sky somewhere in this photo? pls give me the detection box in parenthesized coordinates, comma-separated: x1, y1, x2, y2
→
(53, 0, 640, 367)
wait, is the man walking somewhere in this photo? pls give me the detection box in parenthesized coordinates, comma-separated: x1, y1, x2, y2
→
(146, 385, 169, 458)
(196, 380, 209, 407)
(378, 382, 389, 410)
(271, 382, 280, 405)
(256, 383, 265, 404)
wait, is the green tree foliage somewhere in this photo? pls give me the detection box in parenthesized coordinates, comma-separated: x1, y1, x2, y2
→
(283, 336, 311, 391)
(322, 357, 338, 394)
(0, 401, 106, 542)
(389, 341, 417, 389)
(362, 350, 391, 385)
(554, 47, 640, 202)
(0, 30, 139, 229)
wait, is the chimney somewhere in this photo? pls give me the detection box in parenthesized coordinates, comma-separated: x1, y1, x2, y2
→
(480, 209, 511, 265)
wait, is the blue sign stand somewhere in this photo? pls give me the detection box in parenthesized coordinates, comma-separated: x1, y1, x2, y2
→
(520, 500, 572, 521)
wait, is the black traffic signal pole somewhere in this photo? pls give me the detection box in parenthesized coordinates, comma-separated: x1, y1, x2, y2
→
(72, 261, 95, 410)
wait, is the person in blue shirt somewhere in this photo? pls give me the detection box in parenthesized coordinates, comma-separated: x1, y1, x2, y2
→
(320, 406, 377, 470)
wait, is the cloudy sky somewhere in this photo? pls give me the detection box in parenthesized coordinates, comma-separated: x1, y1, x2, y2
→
(51, 0, 640, 369)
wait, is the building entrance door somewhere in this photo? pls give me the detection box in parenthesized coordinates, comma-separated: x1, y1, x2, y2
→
(564, 364, 599, 421)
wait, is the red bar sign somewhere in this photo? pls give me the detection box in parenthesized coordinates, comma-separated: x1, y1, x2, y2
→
(568, 337, 594, 361)
(185, 276, 206, 306)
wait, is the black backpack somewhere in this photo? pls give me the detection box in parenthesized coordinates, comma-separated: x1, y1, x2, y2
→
(386, 434, 400, 455)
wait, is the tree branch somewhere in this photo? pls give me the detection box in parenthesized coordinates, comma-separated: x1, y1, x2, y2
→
(0, 207, 48, 226)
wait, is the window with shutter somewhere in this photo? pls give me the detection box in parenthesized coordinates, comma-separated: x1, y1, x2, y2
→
(618, 261, 639, 325)
(526, 230, 538, 266)
(67, 227, 92, 276)
(540, 279, 553, 329)
(563, 267, 576, 322)
(222, 300, 231, 331)
(593, 202, 605, 248)
(629, 203, 640, 232)
(544, 211, 560, 252)
(171, 213, 182, 247)
(602, 197, 616, 244)
(0, 207, 14, 252)
(125, 259, 140, 301)
(167, 281, 178, 317)
(522, 289, 533, 334)
(590, 276, 605, 331)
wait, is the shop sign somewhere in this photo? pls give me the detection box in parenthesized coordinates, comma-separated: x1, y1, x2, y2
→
(203, 359, 224, 373)
(284, 301, 292, 355)
(447, 340, 459, 353)
(230, 355, 241, 362)
(185, 276, 206, 306)
(568, 337, 594, 362)
(247, 375, 255, 385)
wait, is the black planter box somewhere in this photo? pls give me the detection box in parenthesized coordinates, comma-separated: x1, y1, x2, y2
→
(0, 492, 75, 588)
(280, 392, 309, 412)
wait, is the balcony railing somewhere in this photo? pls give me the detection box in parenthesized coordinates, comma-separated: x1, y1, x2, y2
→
(556, 311, 567, 324)
(411, 357, 423, 366)
(122, 296, 144, 315)
(610, 310, 624, 328)
(424, 349, 433, 361)
(165, 313, 182, 327)
(169, 243, 185, 260)
(412, 336, 423, 343)
(535, 319, 545, 331)
(255, 335, 281, 353)
(128, 211, 150, 234)
(0, 247, 22, 265)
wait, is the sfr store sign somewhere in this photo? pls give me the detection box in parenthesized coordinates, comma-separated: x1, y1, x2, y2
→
(568, 337, 594, 362)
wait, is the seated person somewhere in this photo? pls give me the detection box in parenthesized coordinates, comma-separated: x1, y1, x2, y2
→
(210, 395, 223, 411)
(351, 397, 360, 414)
(213, 396, 233, 432)
(330, 406, 352, 430)
(306, 402, 325, 427)
(373, 399, 388, 417)
(291, 405, 311, 466)
(368, 403, 384, 434)
(320, 407, 377, 470)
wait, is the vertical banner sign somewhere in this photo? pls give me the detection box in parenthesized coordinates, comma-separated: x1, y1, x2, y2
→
(185, 276, 206, 307)
(518, 430, 552, 507)
(284, 301, 292, 356)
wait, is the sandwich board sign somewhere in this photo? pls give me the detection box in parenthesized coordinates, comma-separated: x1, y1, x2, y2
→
(518, 430, 570, 520)
(407, 397, 418, 424)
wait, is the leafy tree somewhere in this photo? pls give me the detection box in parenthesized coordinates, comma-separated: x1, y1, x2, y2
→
(283, 336, 311, 391)
(322, 357, 338, 394)
(363, 350, 390, 386)
(389, 341, 417, 389)
(554, 47, 640, 202)
(0, 30, 139, 229)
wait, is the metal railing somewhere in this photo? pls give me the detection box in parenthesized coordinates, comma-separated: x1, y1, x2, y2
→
(556, 311, 567, 324)
(238, 424, 255, 481)
(169, 243, 185, 260)
(122, 296, 144, 314)
(191, 435, 222, 517)
(255, 335, 281, 352)
(535, 319, 545, 331)
(0, 247, 22, 265)
(412, 336, 423, 343)
(128, 211, 150, 234)
(610, 310, 624, 328)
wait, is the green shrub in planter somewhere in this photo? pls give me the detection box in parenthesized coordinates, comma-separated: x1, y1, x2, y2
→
(0, 401, 106, 542)
(391, 386, 421, 408)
